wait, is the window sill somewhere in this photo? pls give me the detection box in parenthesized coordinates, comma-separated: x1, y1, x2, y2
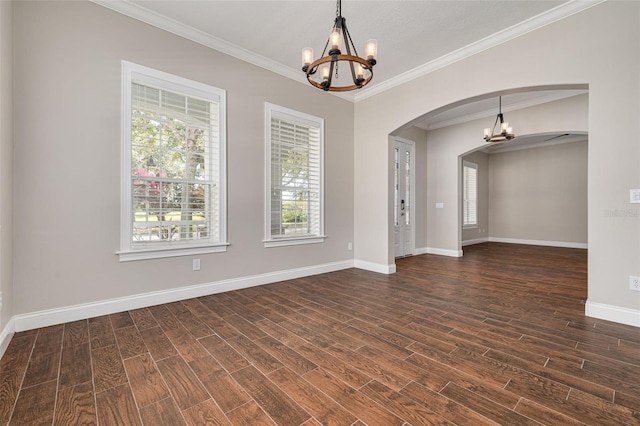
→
(463, 224, 478, 230)
(263, 236, 326, 248)
(118, 243, 229, 261)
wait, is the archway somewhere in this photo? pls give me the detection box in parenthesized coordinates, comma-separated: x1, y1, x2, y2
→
(389, 86, 589, 260)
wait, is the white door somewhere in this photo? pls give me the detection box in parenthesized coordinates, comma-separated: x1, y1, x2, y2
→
(394, 138, 415, 258)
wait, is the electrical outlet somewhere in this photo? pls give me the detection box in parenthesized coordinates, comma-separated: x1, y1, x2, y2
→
(193, 259, 201, 271)
(630, 276, 640, 291)
(348, 242, 353, 251)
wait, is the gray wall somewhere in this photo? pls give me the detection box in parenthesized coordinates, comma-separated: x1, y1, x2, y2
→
(0, 0, 13, 331)
(489, 141, 588, 244)
(354, 0, 640, 315)
(11, 1, 355, 315)
(424, 95, 588, 253)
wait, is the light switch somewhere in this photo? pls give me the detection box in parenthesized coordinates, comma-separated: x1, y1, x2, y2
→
(435, 203, 444, 209)
(630, 189, 640, 204)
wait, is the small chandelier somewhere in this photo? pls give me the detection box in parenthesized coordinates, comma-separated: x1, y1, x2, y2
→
(483, 96, 515, 142)
(301, 0, 377, 92)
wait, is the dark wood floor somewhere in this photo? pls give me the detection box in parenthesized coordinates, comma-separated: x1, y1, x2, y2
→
(1, 243, 639, 425)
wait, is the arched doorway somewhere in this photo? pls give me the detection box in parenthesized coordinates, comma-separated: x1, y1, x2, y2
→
(389, 86, 589, 260)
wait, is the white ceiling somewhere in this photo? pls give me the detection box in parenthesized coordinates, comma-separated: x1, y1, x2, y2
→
(94, 1, 595, 148)
(94, 0, 602, 102)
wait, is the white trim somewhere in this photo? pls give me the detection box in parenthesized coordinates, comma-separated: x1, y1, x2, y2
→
(120, 61, 228, 261)
(486, 133, 588, 154)
(462, 238, 489, 247)
(425, 247, 463, 258)
(117, 243, 229, 262)
(586, 301, 640, 328)
(354, 0, 605, 102)
(394, 137, 416, 257)
(419, 91, 588, 131)
(354, 260, 396, 275)
(414, 247, 428, 256)
(489, 237, 587, 249)
(5, 263, 636, 340)
(90, 0, 603, 104)
(462, 161, 478, 227)
(0, 316, 16, 359)
(264, 103, 325, 247)
(263, 236, 326, 248)
(11, 260, 354, 332)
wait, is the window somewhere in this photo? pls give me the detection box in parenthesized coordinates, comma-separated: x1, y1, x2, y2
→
(463, 161, 478, 227)
(264, 103, 324, 247)
(120, 62, 227, 261)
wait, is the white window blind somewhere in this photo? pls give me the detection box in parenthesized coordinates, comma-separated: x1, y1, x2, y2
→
(120, 62, 227, 261)
(265, 103, 324, 247)
(463, 161, 478, 226)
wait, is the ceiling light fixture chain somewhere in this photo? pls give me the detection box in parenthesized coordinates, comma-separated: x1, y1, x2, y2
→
(301, 0, 378, 92)
(483, 96, 516, 143)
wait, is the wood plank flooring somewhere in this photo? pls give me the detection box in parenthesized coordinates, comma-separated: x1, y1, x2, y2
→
(1, 243, 639, 425)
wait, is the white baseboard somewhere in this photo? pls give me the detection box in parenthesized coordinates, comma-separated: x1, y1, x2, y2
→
(423, 247, 463, 257)
(585, 301, 640, 327)
(413, 247, 428, 255)
(489, 237, 587, 249)
(12, 260, 354, 333)
(354, 260, 396, 274)
(0, 317, 16, 360)
(462, 238, 489, 247)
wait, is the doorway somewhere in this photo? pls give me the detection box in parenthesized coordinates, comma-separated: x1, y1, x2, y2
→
(393, 137, 415, 258)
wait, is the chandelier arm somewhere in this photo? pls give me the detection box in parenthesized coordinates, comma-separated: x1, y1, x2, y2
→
(342, 27, 352, 55)
(320, 32, 331, 58)
(342, 24, 360, 58)
(491, 114, 500, 136)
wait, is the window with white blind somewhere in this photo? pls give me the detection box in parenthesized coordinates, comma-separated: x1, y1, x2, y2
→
(264, 103, 324, 247)
(463, 161, 478, 228)
(119, 62, 227, 261)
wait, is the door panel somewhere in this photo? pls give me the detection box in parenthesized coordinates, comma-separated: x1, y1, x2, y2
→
(394, 139, 415, 258)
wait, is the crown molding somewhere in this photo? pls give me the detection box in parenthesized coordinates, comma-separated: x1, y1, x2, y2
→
(418, 90, 587, 131)
(90, 0, 355, 101)
(483, 133, 588, 155)
(91, 0, 604, 104)
(353, 0, 605, 102)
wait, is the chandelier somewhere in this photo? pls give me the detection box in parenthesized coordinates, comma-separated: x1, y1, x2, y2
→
(301, 0, 377, 92)
(483, 96, 516, 142)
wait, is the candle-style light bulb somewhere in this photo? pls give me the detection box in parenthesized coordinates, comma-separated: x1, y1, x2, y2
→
(365, 39, 378, 62)
(501, 122, 509, 132)
(484, 128, 491, 138)
(356, 64, 364, 80)
(321, 65, 330, 82)
(330, 29, 341, 51)
(301, 47, 313, 68)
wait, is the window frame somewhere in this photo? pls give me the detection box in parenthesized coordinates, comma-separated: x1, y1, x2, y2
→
(264, 103, 325, 248)
(463, 160, 478, 229)
(119, 61, 228, 261)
